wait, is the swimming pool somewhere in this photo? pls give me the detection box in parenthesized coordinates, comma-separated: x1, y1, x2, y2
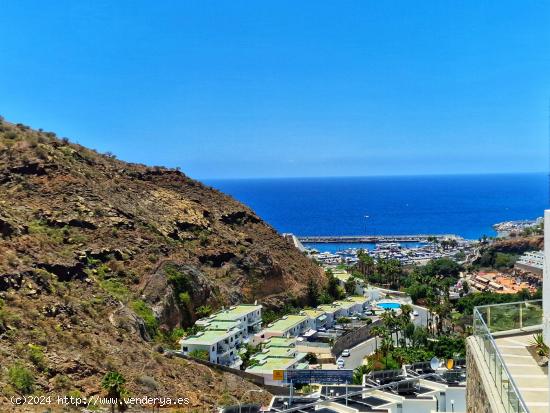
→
(377, 302, 401, 310)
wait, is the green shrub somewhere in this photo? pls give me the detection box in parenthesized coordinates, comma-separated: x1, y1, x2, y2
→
(99, 279, 130, 302)
(188, 349, 209, 361)
(8, 363, 35, 394)
(130, 300, 158, 337)
(178, 292, 191, 307)
(195, 305, 212, 318)
(27, 344, 46, 371)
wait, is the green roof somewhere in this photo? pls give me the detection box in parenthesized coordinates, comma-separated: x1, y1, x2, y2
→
(346, 296, 369, 304)
(180, 329, 235, 346)
(302, 309, 326, 318)
(246, 352, 307, 374)
(333, 300, 356, 310)
(246, 357, 297, 374)
(265, 315, 308, 334)
(317, 304, 341, 314)
(258, 346, 296, 358)
(209, 304, 262, 321)
(204, 320, 240, 331)
(266, 337, 296, 348)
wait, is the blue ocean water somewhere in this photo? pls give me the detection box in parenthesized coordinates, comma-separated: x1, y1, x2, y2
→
(206, 174, 547, 241)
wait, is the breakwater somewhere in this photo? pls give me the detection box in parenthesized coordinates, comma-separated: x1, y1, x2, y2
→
(297, 234, 461, 243)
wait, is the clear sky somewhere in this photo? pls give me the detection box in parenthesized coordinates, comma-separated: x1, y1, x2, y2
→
(1, 1, 549, 179)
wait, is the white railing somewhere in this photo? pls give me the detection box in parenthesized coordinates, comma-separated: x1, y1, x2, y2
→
(473, 300, 543, 413)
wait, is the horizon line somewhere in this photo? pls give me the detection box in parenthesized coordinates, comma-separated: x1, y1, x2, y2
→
(200, 171, 548, 181)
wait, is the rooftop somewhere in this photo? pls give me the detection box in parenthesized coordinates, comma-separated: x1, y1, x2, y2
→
(332, 299, 357, 311)
(246, 355, 304, 374)
(206, 304, 262, 321)
(265, 315, 308, 334)
(302, 308, 326, 318)
(346, 295, 370, 304)
(255, 346, 297, 359)
(317, 304, 343, 314)
(202, 320, 240, 331)
(180, 328, 236, 346)
(265, 337, 297, 348)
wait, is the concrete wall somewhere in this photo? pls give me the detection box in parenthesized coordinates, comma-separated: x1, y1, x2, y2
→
(444, 386, 466, 412)
(331, 320, 381, 356)
(169, 351, 289, 395)
(402, 398, 437, 413)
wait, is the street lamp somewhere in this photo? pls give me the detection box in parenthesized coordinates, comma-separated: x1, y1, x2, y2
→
(239, 389, 264, 413)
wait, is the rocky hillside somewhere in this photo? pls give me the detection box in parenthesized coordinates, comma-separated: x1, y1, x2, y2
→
(0, 119, 324, 410)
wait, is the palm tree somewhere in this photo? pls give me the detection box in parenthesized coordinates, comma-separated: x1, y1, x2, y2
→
(380, 310, 398, 343)
(370, 325, 386, 353)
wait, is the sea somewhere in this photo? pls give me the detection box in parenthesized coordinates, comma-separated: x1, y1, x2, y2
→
(206, 173, 547, 253)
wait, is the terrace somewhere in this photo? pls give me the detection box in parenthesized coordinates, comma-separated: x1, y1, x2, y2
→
(471, 300, 548, 413)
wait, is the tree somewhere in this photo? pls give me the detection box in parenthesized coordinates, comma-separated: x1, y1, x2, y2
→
(352, 365, 370, 385)
(403, 322, 416, 347)
(344, 277, 357, 295)
(370, 325, 386, 352)
(307, 278, 320, 307)
(357, 250, 375, 277)
(101, 371, 127, 413)
(411, 326, 429, 347)
(326, 270, 345, 300)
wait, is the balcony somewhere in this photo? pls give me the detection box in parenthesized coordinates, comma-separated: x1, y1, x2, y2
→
(472, 300, 548, 413)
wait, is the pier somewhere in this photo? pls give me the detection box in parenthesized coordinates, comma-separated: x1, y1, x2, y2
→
(297, 234, 461, 243)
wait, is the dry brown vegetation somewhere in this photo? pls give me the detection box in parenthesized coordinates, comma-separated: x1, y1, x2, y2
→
(0, 118, 323, 410)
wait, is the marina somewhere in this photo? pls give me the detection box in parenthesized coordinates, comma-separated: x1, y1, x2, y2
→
(307, 238, 475, 266)
(298, 234, 462, 243)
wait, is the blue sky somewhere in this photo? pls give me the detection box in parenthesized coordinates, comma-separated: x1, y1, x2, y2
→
(1, 1, 549, 179)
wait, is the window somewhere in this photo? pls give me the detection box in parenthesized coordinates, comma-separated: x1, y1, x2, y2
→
(183, 347, 188, 352)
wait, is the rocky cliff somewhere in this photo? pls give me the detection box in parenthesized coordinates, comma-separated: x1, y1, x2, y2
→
(0, 119, 324, 409)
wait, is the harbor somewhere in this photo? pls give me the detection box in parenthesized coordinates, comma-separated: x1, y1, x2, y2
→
(303, 238, 475, 266)
(297, 234, 463, 243)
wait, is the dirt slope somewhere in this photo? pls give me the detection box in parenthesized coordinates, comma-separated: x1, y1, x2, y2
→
(0, 119, 324, 410)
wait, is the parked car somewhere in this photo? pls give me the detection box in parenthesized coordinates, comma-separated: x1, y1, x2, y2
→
(413, 310, 419, 317)
(341, 349, 351, 357)
(336, 357, 345, 368)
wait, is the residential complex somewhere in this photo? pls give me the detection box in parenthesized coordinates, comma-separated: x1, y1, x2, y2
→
(516, 250, 544, 276)
(245, 337, 308, 385)
(465, 211, 550, 413)
(180, 324, 242, 367)
(180, 287, 372, 375)
(195, 303, 262, 336)
(180, 304, 262, 367)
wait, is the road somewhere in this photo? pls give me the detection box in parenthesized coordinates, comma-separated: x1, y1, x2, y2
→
(342, 304, 430, 370)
